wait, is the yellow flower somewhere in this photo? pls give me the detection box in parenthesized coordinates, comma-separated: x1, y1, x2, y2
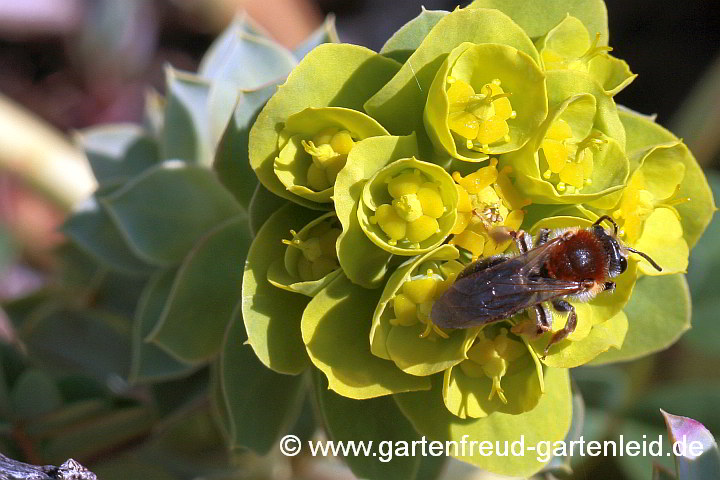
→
(608, 156, 690, 275)
(283, 216, 342, 281)
(301, 128, 355, 191)
(370, 169, 447, 246)
(390, 258, 465, 339)
(447, 78, 516, 154)
(539, 122, 604, 193)
(458, 329, 529, 404)
(449, 159, 530, 258)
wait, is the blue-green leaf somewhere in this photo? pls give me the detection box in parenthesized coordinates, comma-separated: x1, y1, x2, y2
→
(214, 84, 277, 209)
(10, 369, 62, 420)
(19, 309, 132, 382)
(162, 68, 213, 165)
(198, 13, 270, 77)
(146, 217, 251, 363)
(313, 369, 422, 480)
(293, 14, 339, 60)
(102, 161, 242, 266)
(129, 269, 198, 384)
(41, 404, 155, 464)
(63, 196, 154, 275)
(217, 304, 305, 454)
(198, 28, 295, 90)
(78, 124, 159, 186)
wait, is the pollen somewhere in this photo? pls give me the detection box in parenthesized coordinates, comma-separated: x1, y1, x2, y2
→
(450, 160, 528, 258)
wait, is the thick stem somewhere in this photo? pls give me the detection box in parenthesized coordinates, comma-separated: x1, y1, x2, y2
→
(0, 94, 96, 212)
(0, 454, 96, 480)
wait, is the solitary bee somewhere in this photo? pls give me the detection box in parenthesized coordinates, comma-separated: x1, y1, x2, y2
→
(431, 216, 662, 354)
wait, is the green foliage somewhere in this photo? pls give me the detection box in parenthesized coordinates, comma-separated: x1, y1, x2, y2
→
(77, 124, 160, 187)
(145, 217, 251, 363)
(62, 196, 154, 275)
(240, 1, 714, 478)
(130, 268, 197, 383)
(684, 171, 720, 353)
(102, 162, 242, 265)
(313, 369, 424, 479)
(216, 308, 305, 454)
(0, 12, 336, 478)
(2, 2, 716, 479)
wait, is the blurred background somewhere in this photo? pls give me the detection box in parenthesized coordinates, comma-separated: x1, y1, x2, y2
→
(0, 1, 718, 479)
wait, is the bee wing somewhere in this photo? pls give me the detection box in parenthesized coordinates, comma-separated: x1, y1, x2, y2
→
(435, 275, 585, 328)
(451, 237, 563, 297)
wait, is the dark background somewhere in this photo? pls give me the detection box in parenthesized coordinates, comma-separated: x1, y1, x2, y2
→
(0, 0, 718, 134)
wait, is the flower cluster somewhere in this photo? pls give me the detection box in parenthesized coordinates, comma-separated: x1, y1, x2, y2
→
(242, 1, 714, 476)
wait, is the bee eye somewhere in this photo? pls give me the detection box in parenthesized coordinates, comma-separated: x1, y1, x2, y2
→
(618, 256, 628, 274)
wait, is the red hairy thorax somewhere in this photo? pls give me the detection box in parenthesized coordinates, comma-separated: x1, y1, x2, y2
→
(545, 229, 609, 282)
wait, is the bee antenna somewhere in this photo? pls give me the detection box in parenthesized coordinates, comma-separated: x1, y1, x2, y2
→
(625, 247, 663, 271)
(593, 215, 618, 235)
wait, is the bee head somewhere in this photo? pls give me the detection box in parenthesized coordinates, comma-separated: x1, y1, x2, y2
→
(591, 216, 662, 276)
(592, 224, 627, 277)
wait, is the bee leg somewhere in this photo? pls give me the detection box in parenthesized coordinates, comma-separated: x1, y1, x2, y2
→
(544, 300, 577, 356)
(603, 281, 616, 292)
(535, 228, 551, 247)
(508, 230, 533, 253)
(534, 304, 552, 333)
(511, 304, 551, 339)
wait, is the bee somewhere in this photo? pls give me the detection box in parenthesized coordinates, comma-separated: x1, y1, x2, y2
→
(431, 216, 662, 355)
